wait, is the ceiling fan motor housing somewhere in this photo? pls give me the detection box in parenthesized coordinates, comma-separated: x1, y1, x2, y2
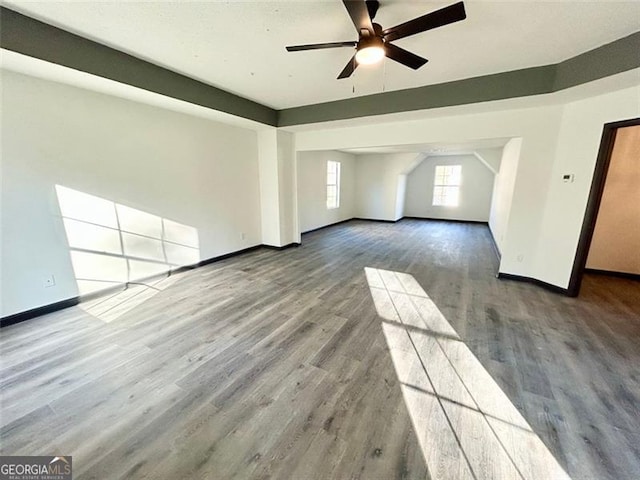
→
(357, 34, 384, 51)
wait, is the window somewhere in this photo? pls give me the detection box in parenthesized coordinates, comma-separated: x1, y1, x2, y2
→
(433, 165, 462, 207)
(327, 160, 341, 209)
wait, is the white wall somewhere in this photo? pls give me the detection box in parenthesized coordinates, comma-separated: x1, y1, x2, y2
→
(475, 148, 502, 174)
(1, 71, 262, 317)
(297, 151, 356, 233)
(277, 130, 298, 245)
(258, 129, 281, 247)
(404, 154, 495, 222)
(395, 174, 407, 220)
(587, 125, 640, 274)
(355, 153, 418, 221)
(489, 139, 521, 253)
(535, 85, 640, 287)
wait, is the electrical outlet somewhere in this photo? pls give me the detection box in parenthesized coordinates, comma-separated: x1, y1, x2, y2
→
(43, 275, 56, 288)
(241, 232, 246, 240)
(516, 254, 524, 262)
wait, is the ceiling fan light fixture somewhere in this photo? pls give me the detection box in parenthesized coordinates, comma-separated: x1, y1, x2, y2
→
(355, 45, 385, 64)
(355, 37, 385, 65)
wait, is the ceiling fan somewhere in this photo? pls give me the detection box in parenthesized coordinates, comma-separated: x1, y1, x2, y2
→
(286, 0, 466, 79)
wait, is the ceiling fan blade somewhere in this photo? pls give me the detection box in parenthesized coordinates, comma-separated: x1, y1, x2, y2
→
(384, 43, 428, 70)
(342, 0, 374, 34)
(337, 55, 358, 79)
(286, 41, 356, 52)
(382, 1, 466, 42)
(366, 0, 379, 21)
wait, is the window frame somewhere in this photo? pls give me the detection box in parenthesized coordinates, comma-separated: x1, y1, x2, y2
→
(432, 164, 462, 207)
(326, 160, 341, 209)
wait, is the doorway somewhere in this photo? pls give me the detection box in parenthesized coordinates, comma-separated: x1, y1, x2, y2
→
(568, 117, 640, 296)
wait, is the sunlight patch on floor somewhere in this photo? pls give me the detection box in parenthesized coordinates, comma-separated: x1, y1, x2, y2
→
(78, 274, 182, 323)
(365, 267, 572, 480)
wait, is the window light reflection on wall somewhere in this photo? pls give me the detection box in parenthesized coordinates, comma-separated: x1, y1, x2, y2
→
(55, 185, 199, 295)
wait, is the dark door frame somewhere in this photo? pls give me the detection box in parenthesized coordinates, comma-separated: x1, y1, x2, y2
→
(567, 117, 640, 297)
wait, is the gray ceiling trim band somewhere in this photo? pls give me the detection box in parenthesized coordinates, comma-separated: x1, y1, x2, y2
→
(1, 7, 638, 128)
(0, 7, 279, 126)
(553, 31, 640, 91)
(277, 65, 557, 126)
(279, 31, 640, 126)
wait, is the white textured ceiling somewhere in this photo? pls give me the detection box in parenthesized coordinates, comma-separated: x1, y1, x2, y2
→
(4, 1, 640, 109)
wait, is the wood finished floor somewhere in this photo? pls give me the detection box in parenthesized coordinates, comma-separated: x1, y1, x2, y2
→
(1, 219, 639, 480)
